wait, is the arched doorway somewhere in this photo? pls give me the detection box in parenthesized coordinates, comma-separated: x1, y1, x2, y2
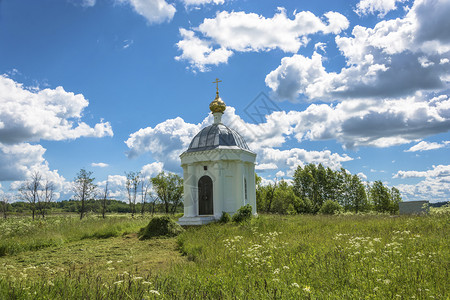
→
(198, 175, 213, 215)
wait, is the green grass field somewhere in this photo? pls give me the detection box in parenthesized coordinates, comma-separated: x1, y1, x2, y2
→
(1, 212, 448, 299)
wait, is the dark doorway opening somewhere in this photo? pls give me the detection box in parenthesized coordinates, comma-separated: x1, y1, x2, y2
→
(198, 175, 213, 215)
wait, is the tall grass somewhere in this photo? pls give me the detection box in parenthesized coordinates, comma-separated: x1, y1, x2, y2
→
(1, 213, 448, 299)
(0, 215, 149, 256)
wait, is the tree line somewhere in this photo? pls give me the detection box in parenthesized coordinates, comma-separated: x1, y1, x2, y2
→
(5, 169, 183, 220)
(257, 163, 402, 215)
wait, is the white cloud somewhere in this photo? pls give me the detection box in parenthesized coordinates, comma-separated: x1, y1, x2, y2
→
(175, 29, 233, 72)
(259, 148, 352, 177)
(405, 140, 449, 152)
(0, 75, 112, 200)
(182, 0, 224, 7)
(0, 143, 46, 181)
(91, 162, 109, 168)
(81, 0, 96, 7)
(395, 164, 450, 201)
(125, 116, 202, 171)
(267, 0, 450, 101)
(255, 163, 278, 170)
(357, 172, 368, 180)
(0, 75, 113, 144)
(141, 162, 164, 178)
(120, 0, 176, 24)
(125, 105, 353, 175)
(176, 8, 348, 71)
(394, 164, 450, 179)
(355, 0, 405, 18)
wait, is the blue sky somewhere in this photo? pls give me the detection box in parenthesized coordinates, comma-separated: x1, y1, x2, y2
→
(0, 0, 449, 202)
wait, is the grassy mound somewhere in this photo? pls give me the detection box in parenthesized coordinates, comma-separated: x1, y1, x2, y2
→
(138, 216, 184, 240)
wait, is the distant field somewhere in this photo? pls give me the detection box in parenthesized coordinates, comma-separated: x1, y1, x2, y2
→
(0, 212, 448, 299)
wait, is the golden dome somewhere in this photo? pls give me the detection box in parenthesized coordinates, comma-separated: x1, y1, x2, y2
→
(210, 78, 226, 113)
(210, 93, 226, 113)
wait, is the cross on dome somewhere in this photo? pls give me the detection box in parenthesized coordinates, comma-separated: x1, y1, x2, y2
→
(209, 78, 226, 115)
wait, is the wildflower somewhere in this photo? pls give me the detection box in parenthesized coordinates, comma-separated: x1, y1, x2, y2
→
(283, 266, 290, 270)
(383, 279, 391, 285)
(303, 286, 311, 293)
(291, 283, 299, 288)
(149, 290, 160, 295)
(107, 267, 115, 271)
(142, 281, 152, 285)
(113, 280, 123, 285)
(273, 268, 280, 274)
(133, 276, 143, 280)
(373, 287, 379, 292)
(47, 281, 54, 286)
(107, 260, 113, 264)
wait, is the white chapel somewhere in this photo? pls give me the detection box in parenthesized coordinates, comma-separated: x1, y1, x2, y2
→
(178, 79, 257, 225)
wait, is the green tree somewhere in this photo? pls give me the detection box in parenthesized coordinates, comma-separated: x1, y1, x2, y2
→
(151, 171, 183, 214)
(73, 169, 96, 220)
(18, 171, 42, 220)
(369, 181, 391, 213)
(126, 171, 141, 217)
(389, 187, 402, 214)
(272, 180, 300, 214)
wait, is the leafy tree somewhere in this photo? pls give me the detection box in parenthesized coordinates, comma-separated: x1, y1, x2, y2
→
(151, 171, 183, 214)
(18, 171, 42, 220)
(126, 171, 141, 217)
(73, 169, 96, 220)
(389, 187, 402, 214)
(369, 181, 391, 213)
(272, 180, 300, 214)
(319, 200, 342, 215)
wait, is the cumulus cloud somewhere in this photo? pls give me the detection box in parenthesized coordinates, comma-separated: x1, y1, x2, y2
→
(258, 148, 352, 177)
(354, 0, 405, 18)
(91, 162, 109, 168)
(405, 140, 450, 152)
(267, 0, 450, 101)
(394, 164, 450, 178)
(395, 164, 450, 201)
(182, 0, 224, 7)
(125, 117, 203, 171)
(120, 0, 176, 24)
(0, 75, 112, 198)
(175, 29, 233, 72)
(176, 8, 348, 71)
(0, 75, 113, 144)
(141, 162, 164, 178)
(125, 105, 353, 176)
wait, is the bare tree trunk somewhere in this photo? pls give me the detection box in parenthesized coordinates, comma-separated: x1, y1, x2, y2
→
(102, 181, 109, 219)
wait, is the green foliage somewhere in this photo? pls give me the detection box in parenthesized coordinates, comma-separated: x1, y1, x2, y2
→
(218, 211, 231, 224)
(138, 216, 184, 240)
(0, 214, 448, 299)
(0, 215, 148, 256)
(73, 169, 96, 220)
(319, 199, 342, 215)
(232, 204, 253, 223)
(151, 171, 183, 214)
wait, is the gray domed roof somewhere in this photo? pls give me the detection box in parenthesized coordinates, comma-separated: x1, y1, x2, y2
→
(187, 123, 250, 153)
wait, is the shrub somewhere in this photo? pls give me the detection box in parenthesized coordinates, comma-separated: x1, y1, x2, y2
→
(218, 212, 231, 224)
(232, 204, 253, 223)
(138, 216, 184, 240)
(319, 200, 342, 215)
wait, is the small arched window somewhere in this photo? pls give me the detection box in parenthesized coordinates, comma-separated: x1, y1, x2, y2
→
(244, 178, 248, 201)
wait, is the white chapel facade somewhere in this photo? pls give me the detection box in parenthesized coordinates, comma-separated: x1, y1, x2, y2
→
(178, 79, 257, 225)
